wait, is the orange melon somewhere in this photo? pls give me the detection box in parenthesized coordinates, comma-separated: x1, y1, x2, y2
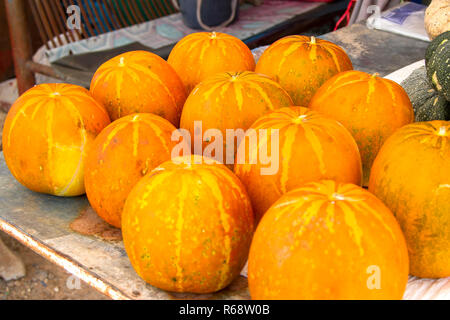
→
(255, 35, 353, 106)
(310, 70, 414, 185)
(84, 113, 180, 228)
(168, 32, 255, 93)
(180, 71, 293, 167)
(248, 180, 409, 300)
(90, 51, 186, 126)
(122, 155, 254, 293)
(369, 121, 450, 278)
(2, 83, 110, 196)
(234, 107, 362, 223)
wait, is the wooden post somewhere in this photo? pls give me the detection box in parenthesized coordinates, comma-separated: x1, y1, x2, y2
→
(5, 0, 36, 95)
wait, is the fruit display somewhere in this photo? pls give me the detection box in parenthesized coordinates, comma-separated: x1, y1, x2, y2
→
(255, 35, 353, 106)
(168, 32, 255, 93)
(369, 121, 450, 278)
(2, 83, 110, 196)
(121, 155, 254, 293)
(401, 66, 450, 121)
(424, 0, 450, 40)
(180, 71, 293, 166)
(248, 180, 409, 300)
(90, 50, 186, 126)
(2, 26, 449, 301)
(84, 113, 181, 228)
(425, 31, 450, 101)
(234, 107, 362, 223)
(310, 70, 414, 186)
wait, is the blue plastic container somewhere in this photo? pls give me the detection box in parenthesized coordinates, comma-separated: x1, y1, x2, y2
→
(177, 0, 239, 30)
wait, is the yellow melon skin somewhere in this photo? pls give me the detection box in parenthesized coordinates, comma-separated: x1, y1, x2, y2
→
(369, 121, 450, 278)
(255, 35, 353, 106)
(249, 180, 409, 300)
(122, 155, 254, 294)
(234, 107, 362, 224)
(2, 83, 110, 197)
(90, 51, 186, 126)
(309, 70, 414, 186)
(84, 113, 180, 228)
(168, 32, 256, 94)
(180, 71, 293, 168)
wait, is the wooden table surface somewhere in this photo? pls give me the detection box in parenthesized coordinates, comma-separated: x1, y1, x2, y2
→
(320, 23, 429, 75)
(1, 25, 449, 300)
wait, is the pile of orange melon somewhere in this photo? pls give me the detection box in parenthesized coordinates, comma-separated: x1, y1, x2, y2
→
(2, 31, 449, 300)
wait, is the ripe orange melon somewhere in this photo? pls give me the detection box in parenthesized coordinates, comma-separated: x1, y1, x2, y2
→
(310, 70, 414, 186)
(234, 107, 362, 223)
(122, 155, 254, 293)
(180, 71, 293, 166)
(369, 121, 450, 278)
(255, 35, 353, 106)
(168, 32, 255, 93)
(248, 180, 409, 300)
(84, 113, 180, 228)
(2, 83, 110, 196)
(90, 50, 186, 126)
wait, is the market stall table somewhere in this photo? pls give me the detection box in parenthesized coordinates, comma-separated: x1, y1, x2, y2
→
(320, 23, 429, 76)
(1, 24, 449, 300)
